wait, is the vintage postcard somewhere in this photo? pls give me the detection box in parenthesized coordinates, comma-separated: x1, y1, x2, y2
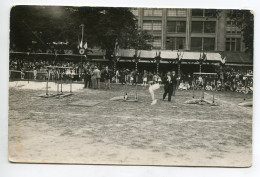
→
(8, 5, 253, 167)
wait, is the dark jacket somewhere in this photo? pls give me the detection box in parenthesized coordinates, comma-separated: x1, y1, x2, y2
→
(163, 75, 176, 85)
(103, 69, 111, 80)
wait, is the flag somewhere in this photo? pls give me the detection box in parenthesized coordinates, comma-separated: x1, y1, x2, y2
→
(79, 40, 83, 49)
(83, 42, 88, 49)
(177, 50, 182, 61)
(138, 51, 141, 58)
(221, 51, 227, 64)
(200, 51, 207, 61)
(114, 39, 119, 56)
(221, 57, 226, 64)
(77, 34, 80, 49)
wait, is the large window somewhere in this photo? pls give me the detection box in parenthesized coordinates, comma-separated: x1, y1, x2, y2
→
(203, 38, 215, 51)
(144, 9, 162, 16)
(143, 20, 162, 32)
(143, 21, 152, 30)
(204, 21, 216, 33)
(167, 9, 187, 17)
(226, 38, 241, 51)
(153, 21, 162, 31)
(192, 21, 203, 33)
(204, 9, 217, 17)
(226, 21, 241, 34)
(191, 38, 202, 50)
(167, 21, 186, 33)
(192, 21, 216, 33)
(166, 37, 186, 50)
(192, 9, 217, 17)
(152, 37, 162, 49)
(191, 37, 215, 51)
(192, 9, 203, 17)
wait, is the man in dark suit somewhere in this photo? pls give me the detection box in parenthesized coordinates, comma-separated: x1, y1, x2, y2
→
(163, 71, 175, 102)
(171, 70, 178, 96)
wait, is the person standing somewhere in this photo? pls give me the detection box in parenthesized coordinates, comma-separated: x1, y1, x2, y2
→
(103, 66, 111, 89)
(163, 71, 174, 102)
(95, 66, 101, 89)
(142, 70, 148, 87)
(171, 71, 178, 96)
(83, 66, 90, 88)
(33, 64, 37, 80)
(91, 66, 97, 89)
(115, 70, 120, 84)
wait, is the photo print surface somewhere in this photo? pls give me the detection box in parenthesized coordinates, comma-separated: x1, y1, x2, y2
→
(9, 6, 253, 167)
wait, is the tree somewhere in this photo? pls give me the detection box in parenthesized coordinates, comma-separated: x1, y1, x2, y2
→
(228, 10, 254, 55)
(10, 6, 153, 57)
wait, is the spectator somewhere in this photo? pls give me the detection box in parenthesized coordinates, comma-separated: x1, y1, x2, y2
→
(103, 66, 111, 89)
(91, 66, 97, 89)
(141, 70, 147, 87)
(95, 66, 101, 89)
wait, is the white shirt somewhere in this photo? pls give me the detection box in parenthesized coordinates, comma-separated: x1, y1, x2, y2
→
(167, 76, 171, 82)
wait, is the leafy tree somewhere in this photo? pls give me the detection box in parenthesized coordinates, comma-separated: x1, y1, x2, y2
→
(10, 6, 153, 58)
(228, 10, 254, 55)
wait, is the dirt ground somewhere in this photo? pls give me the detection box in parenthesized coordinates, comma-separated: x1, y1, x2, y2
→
(8, 81, 252, 167)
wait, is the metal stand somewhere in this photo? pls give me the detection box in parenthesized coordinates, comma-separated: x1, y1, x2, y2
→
(185, 73, 218, 106)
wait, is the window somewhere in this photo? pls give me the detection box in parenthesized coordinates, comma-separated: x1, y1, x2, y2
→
(191, 37, 215, 51)
(226, 21, 242, 34)
(192, 21, 203, 33)
(152, 37, 162, 49)
(191, 38, 202, 51)
(192, 9, 203, 17)
(192, 21, 216, 33)
(167, 9, 187, 17)
(153, 21, 162, 31)
(143, 21, 152, 30)
(166, 37, 186, 50)
(153, 9, 163, 16)
(167, 21, 186, 33)
(131, 9, 138, 16)
(144, 9, 162, 16)
(143, 20, 162, 32)
(204, 21, 216, 33)
(167, 9, 177, 16)
(203, 38, 215, 51)
(205, 9, 217, 17)
(226, 38, 241, 51)
(192, 9, 217, 17)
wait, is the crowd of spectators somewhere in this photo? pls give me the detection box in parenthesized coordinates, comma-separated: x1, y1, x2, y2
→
(9, 58, 253, 93)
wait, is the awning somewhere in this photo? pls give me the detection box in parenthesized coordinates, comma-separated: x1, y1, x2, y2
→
(118, 49, 222, 63)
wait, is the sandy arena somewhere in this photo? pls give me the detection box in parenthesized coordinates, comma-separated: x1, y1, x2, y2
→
(8, 81, 252, 167)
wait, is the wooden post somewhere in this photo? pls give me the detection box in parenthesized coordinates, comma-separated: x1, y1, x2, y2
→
(70, 74, 72, 93)
(46, 69, 49, 95)
(178, 63, 181, 78)
(114, 61, 116, 74)
(27, 71, 30, 83)
(192, 79, 195, 98)
(60, 72, 63, 93)
(244, 86, 246, 101)
(135, 62, 138, 100)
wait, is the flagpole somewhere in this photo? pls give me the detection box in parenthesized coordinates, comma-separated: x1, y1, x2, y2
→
(81, 24, 84, 44)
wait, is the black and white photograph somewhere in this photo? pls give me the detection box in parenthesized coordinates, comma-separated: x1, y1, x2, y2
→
(8, 5, 253, 167)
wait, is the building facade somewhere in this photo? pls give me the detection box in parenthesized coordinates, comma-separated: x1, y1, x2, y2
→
(131, 8, 245, 53)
